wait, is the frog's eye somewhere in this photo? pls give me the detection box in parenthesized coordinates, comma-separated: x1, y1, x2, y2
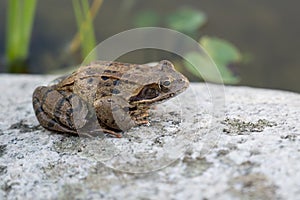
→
(162, 80, 171, 87)
(160, 80, 171, 93)
(142, 87, 159, 99)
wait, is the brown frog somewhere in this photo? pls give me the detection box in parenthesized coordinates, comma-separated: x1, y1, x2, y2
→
(32, 60, 189, 138)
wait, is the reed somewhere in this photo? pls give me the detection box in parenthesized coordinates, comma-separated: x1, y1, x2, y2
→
(5, 0, 37, 73)
(72, 0, 101, 60)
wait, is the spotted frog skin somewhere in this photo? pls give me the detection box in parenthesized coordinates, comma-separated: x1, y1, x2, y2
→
(32, 60, 189, 137)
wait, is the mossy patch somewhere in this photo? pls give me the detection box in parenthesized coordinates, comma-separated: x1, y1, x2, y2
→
(222, 118, 277, 135)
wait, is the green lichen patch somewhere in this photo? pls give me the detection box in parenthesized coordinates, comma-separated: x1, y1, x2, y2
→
(222, 118, 277, 135)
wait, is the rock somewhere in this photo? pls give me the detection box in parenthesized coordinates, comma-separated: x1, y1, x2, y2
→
(0, 74, 299, 199)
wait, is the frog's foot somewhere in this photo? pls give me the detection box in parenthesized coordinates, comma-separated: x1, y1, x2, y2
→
(89, 128, 122, 138)
(135, 119, 150, 126)
(33, 86, 79, 135)
(131, 109, 149, 119)
(130, 109, 150, 126)
(137, 112, 149, 119)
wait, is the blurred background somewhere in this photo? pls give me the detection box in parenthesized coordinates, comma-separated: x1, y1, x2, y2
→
(0, 0, 299, 92)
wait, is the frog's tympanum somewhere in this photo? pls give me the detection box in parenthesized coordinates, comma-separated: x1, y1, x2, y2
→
(32, 60, 189, 137)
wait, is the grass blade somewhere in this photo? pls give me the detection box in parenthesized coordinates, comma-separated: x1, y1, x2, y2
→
(5, 0, 37, 72)
(72, 0, 97, 61)
(6, 0, 20, 63)
(20, 0, 37, 58)
(70, 0, 99, 58)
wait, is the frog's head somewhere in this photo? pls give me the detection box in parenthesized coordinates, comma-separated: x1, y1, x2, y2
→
(128, 60, 189, 105)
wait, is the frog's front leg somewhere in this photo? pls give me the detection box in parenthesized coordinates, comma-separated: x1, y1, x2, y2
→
(130, 109, 150, 125)
(32, 86, 89, 134)
(94, 96, 136, 133)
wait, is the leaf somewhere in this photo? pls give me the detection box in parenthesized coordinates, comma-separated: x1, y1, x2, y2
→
(184, 52, 225, 84)
(134, 10, 160, 27)
(166, 8, 206, 33)
(199, 36, 242, 84)
(200, 36, 241, 66)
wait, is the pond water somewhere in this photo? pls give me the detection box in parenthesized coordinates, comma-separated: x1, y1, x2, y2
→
(0, 0, 299, 92)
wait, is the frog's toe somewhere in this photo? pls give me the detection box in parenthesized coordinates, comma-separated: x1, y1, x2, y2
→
(135, 120, 150, 126)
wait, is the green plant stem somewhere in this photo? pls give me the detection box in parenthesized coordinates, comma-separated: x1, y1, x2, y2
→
(72, 0, 97, 60)
(5, 0, 37, 72)
(70, 0, 102, 54)
(21, 0, 37, 59)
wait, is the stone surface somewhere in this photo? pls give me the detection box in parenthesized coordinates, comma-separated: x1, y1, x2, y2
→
(0, 74, 300, 200)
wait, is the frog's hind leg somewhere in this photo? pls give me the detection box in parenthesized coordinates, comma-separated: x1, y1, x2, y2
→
(32, 86, 78, 134)
(33, 86, 123, 138)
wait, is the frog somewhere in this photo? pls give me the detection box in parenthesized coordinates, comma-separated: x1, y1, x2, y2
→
(32, 60, 189, 138)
